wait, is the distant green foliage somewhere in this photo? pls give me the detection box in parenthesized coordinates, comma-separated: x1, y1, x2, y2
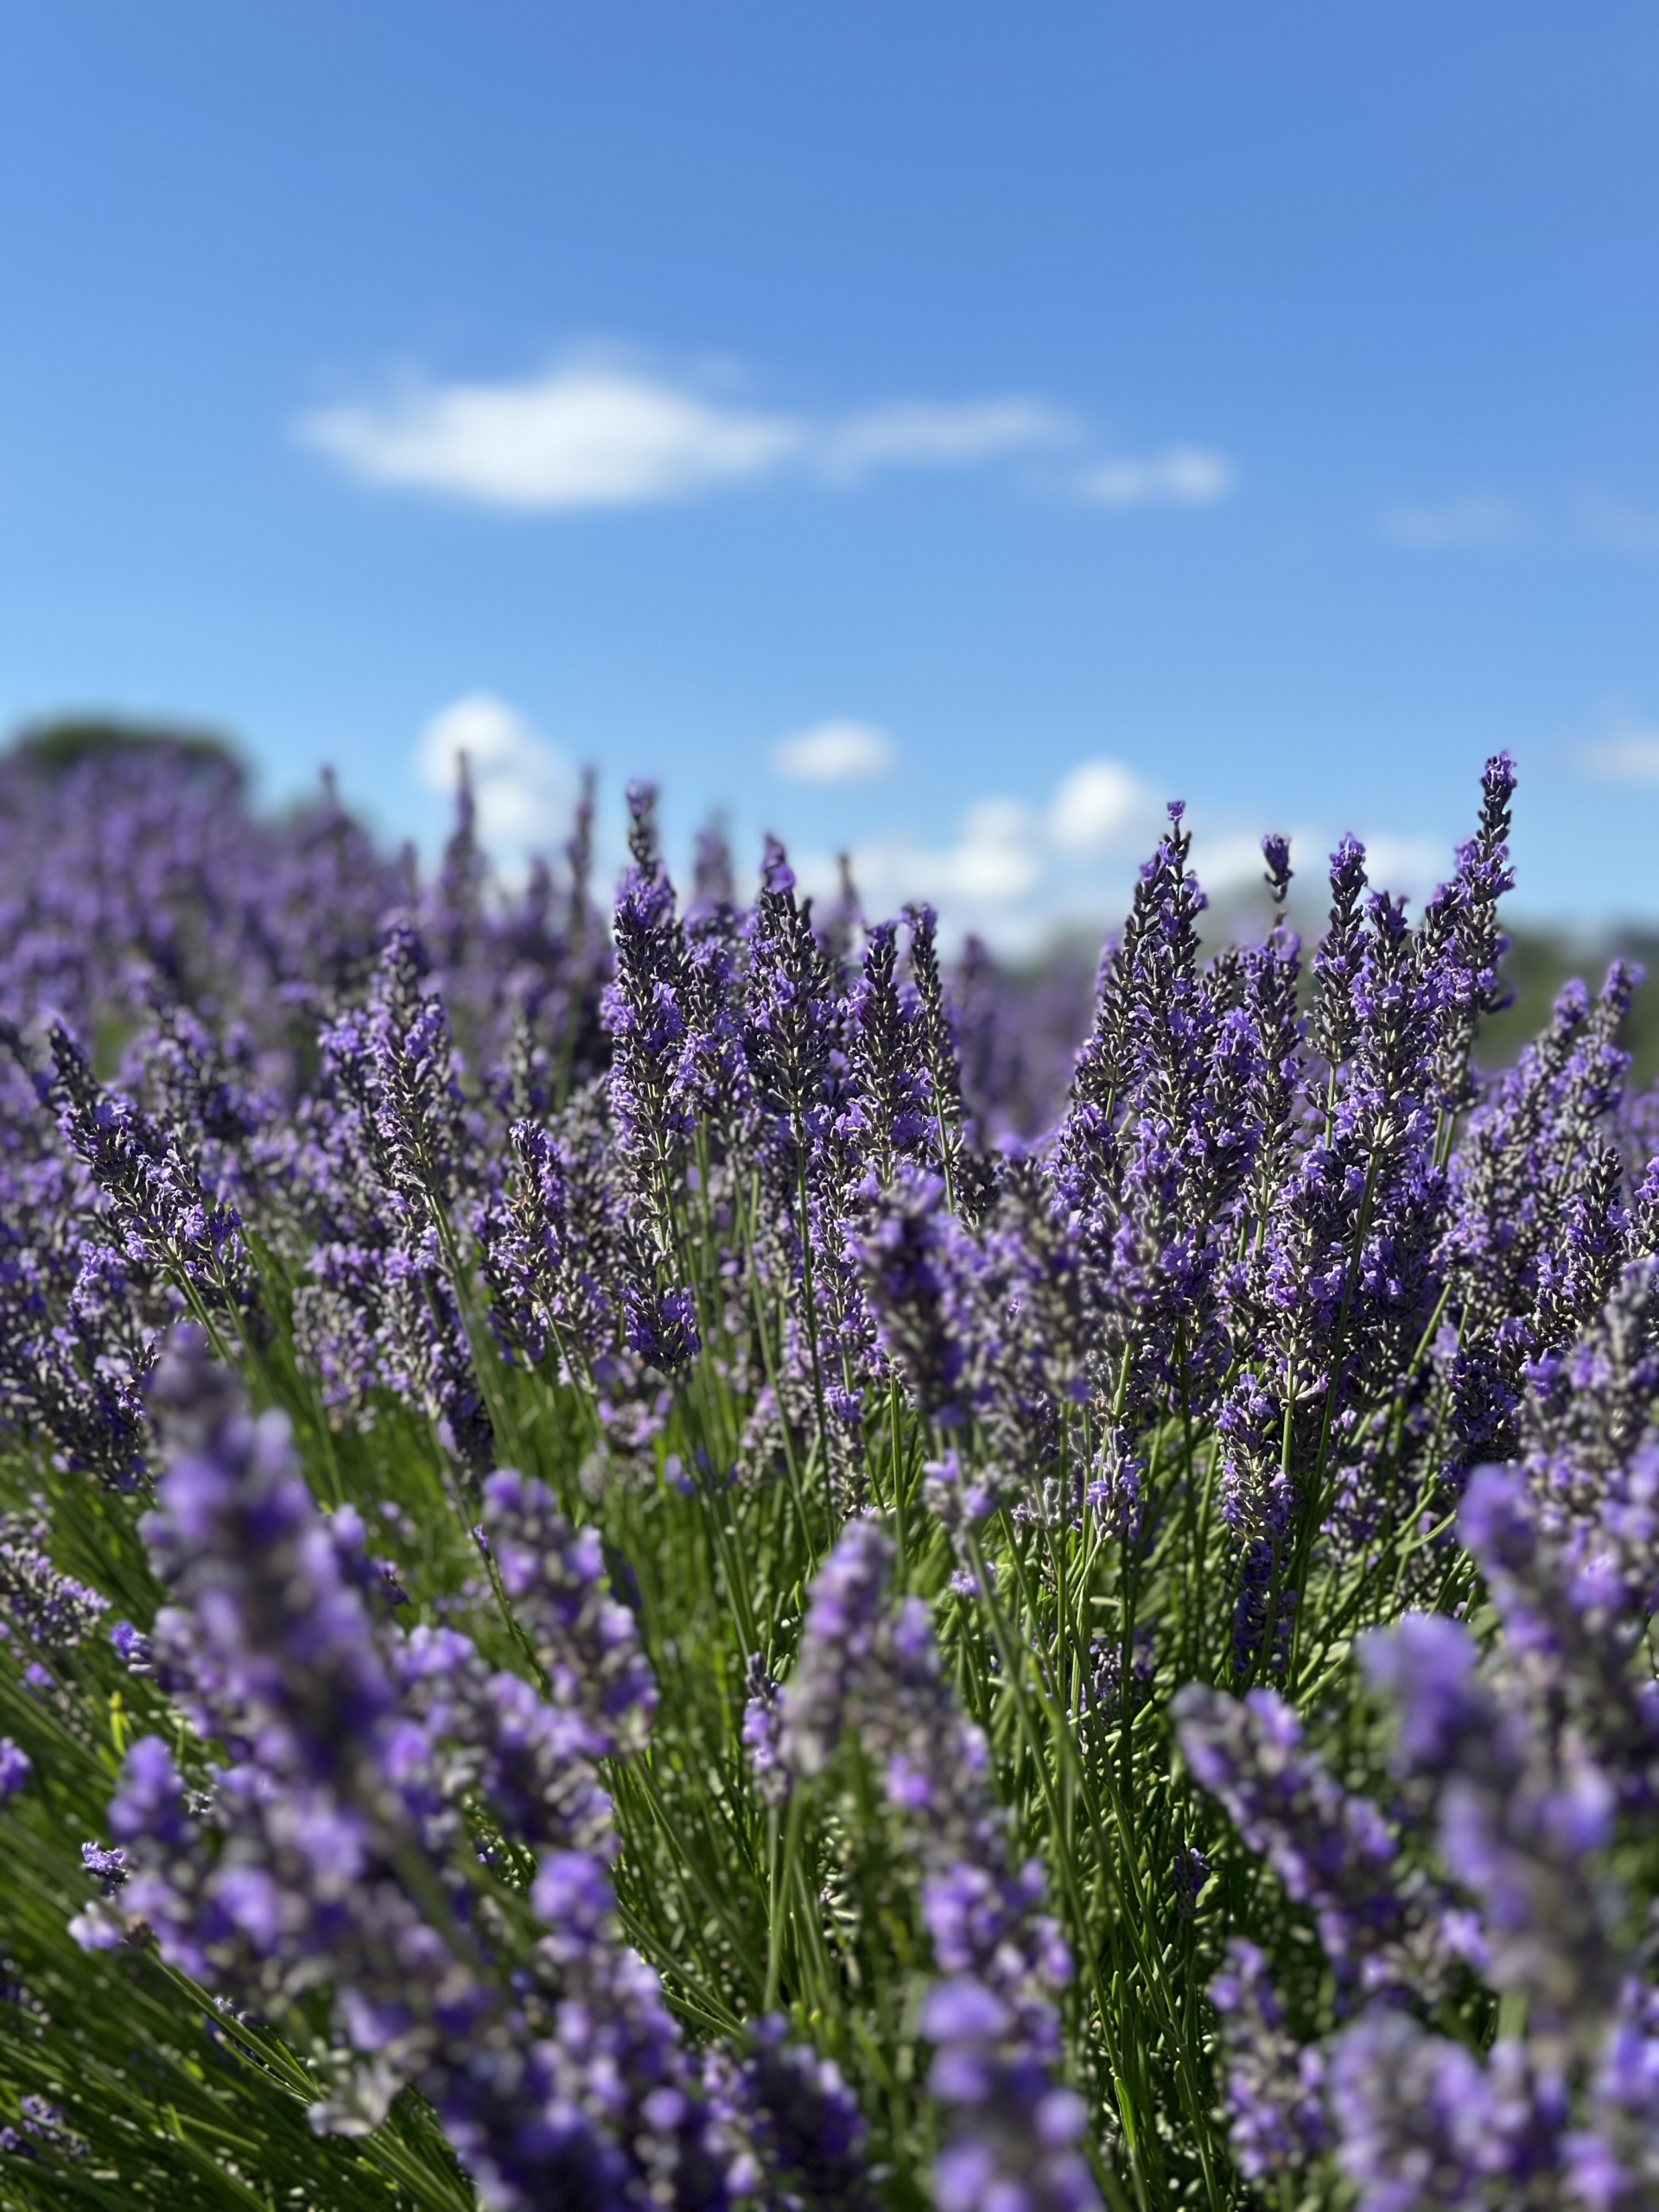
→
(6, 717, 241, 782)
(1480, 921, 1659, 1090)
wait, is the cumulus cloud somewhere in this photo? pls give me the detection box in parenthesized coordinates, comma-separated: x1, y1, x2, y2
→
(301, 358, 1077, 512)
(1382, 494, 1523, 548)
(1173, 826, 1447, 906)
(788, 757, 1455, 956)
(1048, 758, 1158, 852)
(300, 351, 1231, 518)
(772, 719, 897, 785)
(305, 365, 802, 510)
(1352, 834, 1456, 903)
(938, 800, 1048, 902)
(827, 758, 1159, 936)
(794, 756, 1157, 953)
(1075, 447, 1235, 508)
(833, 799, 1047, 925)
(1194, 831, 1287, 899)
(416, 693, 576, 855)
(410, 705, 1454, 957)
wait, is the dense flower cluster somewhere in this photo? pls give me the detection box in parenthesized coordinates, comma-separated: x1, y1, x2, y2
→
(0, 733, 1655, 2210)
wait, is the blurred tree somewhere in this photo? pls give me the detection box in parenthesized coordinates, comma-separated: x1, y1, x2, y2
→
(5, 715, 241, 782)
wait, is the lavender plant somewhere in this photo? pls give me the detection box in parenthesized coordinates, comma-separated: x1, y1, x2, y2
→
(0, 734, 1655, 2210)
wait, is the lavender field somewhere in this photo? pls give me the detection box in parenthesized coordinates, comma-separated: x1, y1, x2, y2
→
(0, 734, 1655, 2211)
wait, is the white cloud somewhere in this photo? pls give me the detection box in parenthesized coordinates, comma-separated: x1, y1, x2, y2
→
(772, 719, 897, 785)
(842, 759, 1153, 918)
(301, 351, 1232, 517)
(1076, 446, 1236, 507)
(1199, 826, 1450, 906)
(1576, 493, 1659, 553)
(823, 400, 1077, 479)
(302, 358, 1078, 512)
(1382, 494, 1522, 548)
(836, 798, 1048, 931)
(949, 800, 1047, 901)
(416, 693, 575, 855)
(305, 365, 803, 510)
(1354, 834, 1455, 902)
(795, 753, 1159, 941)
(807, 758, 1149, 952)
(1048, 758, 1158, 852)
(788, 761, 1458, 955)
(404, 704, 1458, 956)
(1195, 831, 1287, 899)
(1580, 722, 1659, 785)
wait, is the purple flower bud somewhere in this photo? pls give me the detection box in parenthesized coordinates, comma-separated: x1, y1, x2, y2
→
(0, 1738, 29, 1801)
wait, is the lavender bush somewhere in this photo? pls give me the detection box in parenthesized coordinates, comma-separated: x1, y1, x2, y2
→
(0, 733, 1655, 2209)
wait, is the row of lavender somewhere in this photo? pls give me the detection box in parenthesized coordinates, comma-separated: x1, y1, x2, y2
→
(0, 735, 1654, 2209)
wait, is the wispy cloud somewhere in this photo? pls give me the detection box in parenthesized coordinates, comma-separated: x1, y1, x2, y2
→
(299, 350, 1230, 517)
(1576, 491, 1659, 554)
(1580, 715, 1659, 785)
(415, 693, 575, 859)
(1382, 493, 1524, 548)
(821, 400, 1077, 478)
(772, 719, 896, 785)
(1074, 447, 1235, 508)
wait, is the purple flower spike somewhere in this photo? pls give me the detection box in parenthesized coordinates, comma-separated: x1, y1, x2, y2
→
(1459, 1463, 1659, 1813)
(1209, 1941, 1330, 2182)
(708, 2013, 876, 2210)
(1362, 1611, 1624, 2047)
(784, 1524, 1098, 2211)
(0, 1738, 29, 1801)
(86, 1328, 720, 2197)
(780, 1518, 893, 1780)
(1175, 1683, 1455, 1995)
(480, 1467, 658, 1757)
(1327, 2009, 1496, 2211)
(601, 783, 696, 1256)
(1261, 834, 1294, 905)
(0, 1513, 110, 1651)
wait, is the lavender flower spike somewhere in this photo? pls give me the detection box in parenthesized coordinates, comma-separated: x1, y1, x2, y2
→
(785, 1522, 1101, 2212)
(1208, 1940, 1329, 2183)
(709, 2013, 877, 2211)
(0, 1738, 29, 1802)
(479, 1468, 658, 1758)
(1360, 1611, 1624, 2051)
(1173, 1682, 1451, 1995)
(779, 1516, 893, 1781)
(1327, 2009, 1495, 2212)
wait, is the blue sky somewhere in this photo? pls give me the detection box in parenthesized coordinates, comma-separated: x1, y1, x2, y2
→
(3, 3, 1657, 943)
